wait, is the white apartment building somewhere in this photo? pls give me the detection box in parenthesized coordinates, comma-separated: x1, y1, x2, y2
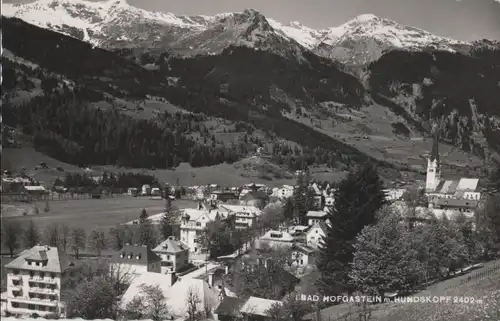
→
(153, 237, 190, 273)
(3, 245, 76, 317)
(180, 208, 221, 254)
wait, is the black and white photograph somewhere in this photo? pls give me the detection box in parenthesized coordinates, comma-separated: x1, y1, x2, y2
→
(1, 0, 500, 320)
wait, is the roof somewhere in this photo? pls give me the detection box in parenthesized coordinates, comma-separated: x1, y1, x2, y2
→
(433, 178, 481, 194)
(220, 205, 262, 217)
(181, 208, 210, 221)
(214, 297, 246, 316)
(4, 245, 75, 273)
(308, 221, 328, 235)
(240, 190, 269, 200)
(24, 186, 46, 191)
(240, 296, 282, 316)
(153, 238, 188, 254)
(121, 273, 219, 318)
(260, 230, 295, 242)
(111, 245, 162, 265)
(434, 198, 479, 209)
(306, 210, 327, 218)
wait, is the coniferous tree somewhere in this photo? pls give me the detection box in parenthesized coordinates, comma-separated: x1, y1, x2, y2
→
(160, 193, 176, 240)
(137, 209, 157, 247)
(293, 173, 308, 224)
(283, 197, 295, 222)
(316, 164, 386, 295)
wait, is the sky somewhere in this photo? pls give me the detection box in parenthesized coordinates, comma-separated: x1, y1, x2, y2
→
(5, 0, 500, 41)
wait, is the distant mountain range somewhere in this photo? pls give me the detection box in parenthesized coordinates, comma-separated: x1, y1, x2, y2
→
(3, 0, 485, 65)
(2, 0, 500, 175)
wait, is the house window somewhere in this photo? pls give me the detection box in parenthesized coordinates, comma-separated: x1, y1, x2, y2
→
(13, 270, 19, 275)
(12, 303, 19, 308)
(28, 304, 35, 310)
(167, 255, 170, 260)
(50, 273, 56, 279)
(30, 271, 34, 278)
(40, 272, 45, 278)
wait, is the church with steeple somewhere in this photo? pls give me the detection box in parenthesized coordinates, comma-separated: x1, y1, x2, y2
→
(424, 126, 482, 218)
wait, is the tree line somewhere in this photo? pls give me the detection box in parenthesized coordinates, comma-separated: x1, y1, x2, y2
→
(58, 172, 159, 189)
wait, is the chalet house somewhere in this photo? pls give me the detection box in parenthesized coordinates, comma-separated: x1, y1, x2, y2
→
(109, 245, 161, 279)
(210, 190, 239, 203)
(289, 244, 317, 267)
(239, 190, 269, 208)
(152, 237, 189, 273)
(257, 230, 295, 249)
(3, 245, 76, 317)
(306, 222, 328, 249)
(306, 210, 328, 226)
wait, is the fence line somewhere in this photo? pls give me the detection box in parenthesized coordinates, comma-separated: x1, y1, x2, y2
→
(1, 192, 123, 203)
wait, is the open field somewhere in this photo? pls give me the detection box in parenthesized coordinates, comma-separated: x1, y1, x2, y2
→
(2, 147, 347, 188)
(1, 196, 198, 233)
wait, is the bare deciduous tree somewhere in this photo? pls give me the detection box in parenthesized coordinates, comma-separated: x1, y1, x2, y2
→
(125, 284, 169, 321)
(45, 224, 60, 247)
(60, 224, 70, 251)
(88, 230, 107, 256)
(2, 221, 22, 257)
(71, 227, 86, 259)
(23, 220, 41, 248)
(186, 286, 203, 321)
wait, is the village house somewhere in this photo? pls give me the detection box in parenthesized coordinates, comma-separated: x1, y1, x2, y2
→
(239, 190, 269, 208)
(272, 185, 294, 200)
(306, 222, 328, 249)
(289, 244, 317, 267)
(219, 205, 262, 229)
(257, 230, 295, 249)
(179, 207, 222, 253)
(383, 188, 407, 201)
(309, 183, 323, 209)
(109, 244, 161, 279)
(141, 184, 151, 196)
(152, 237, 190, 273)
(3, 245, 76, 317)
(306, 210, 328, 226)
(214, 297, 246, 321)
(126, 187, 138, 196)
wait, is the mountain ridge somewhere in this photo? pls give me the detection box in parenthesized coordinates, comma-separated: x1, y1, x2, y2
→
(3, 0, 473, 65)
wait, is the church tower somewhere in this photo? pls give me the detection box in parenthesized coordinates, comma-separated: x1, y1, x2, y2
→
(426, 125, 441, 191)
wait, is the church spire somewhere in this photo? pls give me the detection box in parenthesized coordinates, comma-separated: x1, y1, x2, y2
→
(430, 124, 439, 162)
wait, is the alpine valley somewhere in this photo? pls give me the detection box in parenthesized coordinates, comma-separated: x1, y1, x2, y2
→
(2, 0, 500, 185)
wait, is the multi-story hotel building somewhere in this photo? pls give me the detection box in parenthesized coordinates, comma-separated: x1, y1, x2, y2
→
(3, 245, 76, 317)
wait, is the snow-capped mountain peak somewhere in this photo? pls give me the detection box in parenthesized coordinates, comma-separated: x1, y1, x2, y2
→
(3, 0, 470, 65)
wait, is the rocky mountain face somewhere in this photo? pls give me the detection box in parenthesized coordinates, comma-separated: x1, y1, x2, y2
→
(3, 0, 500, 166)
(3, 0, 470, 64)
